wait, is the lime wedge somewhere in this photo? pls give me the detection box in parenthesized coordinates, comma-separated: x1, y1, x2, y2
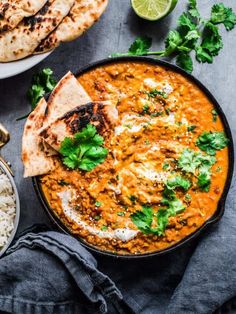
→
(131, 0, 178, 21)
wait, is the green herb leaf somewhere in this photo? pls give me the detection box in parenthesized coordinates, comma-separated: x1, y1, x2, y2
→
(196, 131, 229, 155)
(95, 201, 102, 207)
(197, 164, 212, 192)
(187, 125, 197, 132)
(164, 30, 182, 56)
(211, 3, 236, 31)
(211, 109, 218, 122)
(178, 12, 197, 32)
(59, 124, 108, 171)
(129, 36, 152, 55)
(145, 89, 167, 99)
(17, 68, 56, 121)
(101, 225, 108, 231)
(111, 36, 152, 57)
(162, 162, 170, 170)
(176, 52, 193, 73)
(131, 206, 153, 234)
(178, 149, 216, 173)
(117, 212, 125, 217)
(196, 22, 223, 64)
(166, 176, 191, 191)
(188, 0, 200, 19)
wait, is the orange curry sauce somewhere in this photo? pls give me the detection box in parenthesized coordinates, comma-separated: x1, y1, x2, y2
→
(41, 62, 228, 255)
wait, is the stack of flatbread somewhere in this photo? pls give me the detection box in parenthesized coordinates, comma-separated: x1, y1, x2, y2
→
(22, 71, 118, 177)
(0, 0, 108, 62)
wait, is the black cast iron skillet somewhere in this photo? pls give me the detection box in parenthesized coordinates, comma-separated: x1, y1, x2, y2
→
(33, 56, 234, 258)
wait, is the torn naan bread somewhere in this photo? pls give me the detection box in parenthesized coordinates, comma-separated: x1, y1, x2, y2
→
(0, 0, 75, 62)
(35, 0, 108, 53)
(42, 71, 91, 128)
(40, 102, 118, 151)
(0, 0, 48, 33)
(22, 98, 55, 178)
(40, 71, 91, 155)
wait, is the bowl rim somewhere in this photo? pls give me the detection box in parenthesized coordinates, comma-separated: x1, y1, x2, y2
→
(0, 160, 20, 258)
(33, 56, 234, 259)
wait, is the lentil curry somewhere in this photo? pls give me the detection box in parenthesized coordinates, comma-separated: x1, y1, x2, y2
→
(40, 61, 229, 255)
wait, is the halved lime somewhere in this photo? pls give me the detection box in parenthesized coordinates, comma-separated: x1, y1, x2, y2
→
(131, 0, 178, 21)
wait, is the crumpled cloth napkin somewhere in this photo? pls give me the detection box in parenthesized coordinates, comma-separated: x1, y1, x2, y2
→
(1, 185, 236, 314)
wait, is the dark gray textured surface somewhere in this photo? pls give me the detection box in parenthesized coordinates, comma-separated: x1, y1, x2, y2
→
(0, 0, 236, 313)
(0, 0, 235, 233)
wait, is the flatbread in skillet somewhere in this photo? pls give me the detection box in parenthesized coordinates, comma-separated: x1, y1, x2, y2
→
(22, 98, 55, 178)
(0, 0, 75, 62)
(40, 102, 118, 151)
(35, 0, 108, 54)
(42, 71, 91, 127)
(0, 0, 48, 33)
(39, 71, 91, 155)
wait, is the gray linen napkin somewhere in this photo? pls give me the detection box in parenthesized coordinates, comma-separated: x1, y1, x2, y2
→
(0, 182, 236, 314)
(0, 230, 132, 314)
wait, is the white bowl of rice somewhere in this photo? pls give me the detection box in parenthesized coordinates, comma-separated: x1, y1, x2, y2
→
(0, 160, 20, 258)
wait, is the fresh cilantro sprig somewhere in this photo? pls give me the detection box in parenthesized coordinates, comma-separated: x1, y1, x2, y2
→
(131, 175, 189, 236)
(111, 1, 236, 73)
(196, 131, 229, 155)
(17, 68, 57, 121)
(59, 124, 108, 171)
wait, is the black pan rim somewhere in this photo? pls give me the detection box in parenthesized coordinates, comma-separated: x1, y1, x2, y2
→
(33, 56, 234, 259)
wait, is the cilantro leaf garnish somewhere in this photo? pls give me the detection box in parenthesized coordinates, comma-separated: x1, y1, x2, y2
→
(131, 176, 188, 236)
(196, 131, 229, 155)
(197, 164, 212, 192)
(187, 125, 197, 132)
(59, 124, 108, 171)
(178, 148, 216, 173)
(145, 89, 167, 99)
(166, 176, 191, 191)
(131, 206, 154, 234)
(212, 109, 218, 122)
(111, 1, 236, 73)
(17, 68, 57, 121)
(211, 3, 236, 31)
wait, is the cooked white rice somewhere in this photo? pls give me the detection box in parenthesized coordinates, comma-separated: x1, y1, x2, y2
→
(0, 168, 16, 250)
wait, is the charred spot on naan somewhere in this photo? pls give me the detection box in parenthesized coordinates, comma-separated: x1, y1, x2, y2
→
(40, 102, 119, 151)
(62, 102, 118, 134)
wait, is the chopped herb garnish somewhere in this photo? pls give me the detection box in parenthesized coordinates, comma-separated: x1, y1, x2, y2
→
(142, 104, 150, 114)
(117, 212, 125, 216)
(101, 225, 108, 231)
(211, 109, 218, 122)
(94, 215, 101, 221)
(145, 139, 150, 145)
(187, 125, 197, 133)
(145, 89, 167, 99)
(166, 176, 191, 191)
(162, 162, 170, 170)
(95, 201, 102, 207)
(216, 166, 222, 172)
(59, 124, 108, 171)
(196, 131, 229, 155)
(17, 68, 57, 120)
(129, 195, 137, 204)
(58, 180, 69, 186)
(185, 193, 192, 201)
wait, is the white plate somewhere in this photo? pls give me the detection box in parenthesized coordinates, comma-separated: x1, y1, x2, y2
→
(0, 51, 52, 79)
